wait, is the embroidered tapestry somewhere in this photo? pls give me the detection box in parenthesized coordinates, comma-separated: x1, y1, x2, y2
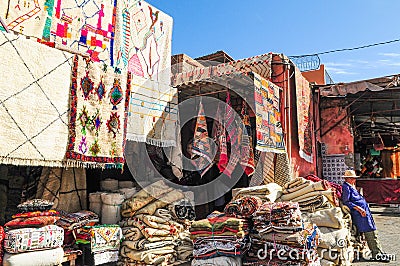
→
(253, 73, 285, 153)
(0, 0, 54, 40)
(0, 32, 72, 167)
(66, 55, 130, 166)
(126, 75, 178, 146)
(114, 0, 173, 86)
(49, 0, 117, 65)
(295, 67, 313, 163)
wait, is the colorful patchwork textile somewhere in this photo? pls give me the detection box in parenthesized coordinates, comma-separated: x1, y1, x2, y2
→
(49, 0, 117, 65)
(67, 55, 130, 166)
(4, 225, 64, 253)
(12, 210, 59, 219)
(4, 216, 60, 229)
(126, 76, 178, 146)
(0, 32, 72, 167)
(0, 0, 55, 39)
(90, 225, 123, 253)
(114, 0, 173, 86)
(295, 67, 313, 163)
(192, 101, 213, 177)
(253, 73, 285, 153)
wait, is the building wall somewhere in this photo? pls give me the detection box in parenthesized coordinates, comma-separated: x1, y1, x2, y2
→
(302, 64, 326, 85)
(271, 55, 316, 178)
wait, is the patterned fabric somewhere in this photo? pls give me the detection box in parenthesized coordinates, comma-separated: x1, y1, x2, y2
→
(93, 249, 120, 265)
(212, 103, 228, 172)
(126, 76, 178, 146)
(17, 199, 54, 212)
(274, 153, 292, 187)
(192, 101, 213, 177)
(4, 216, 60, 229)
(114, 0, 173, 86)
(4, 225, 64, 253)
(0, 225, 4, 266)
(90, 225, 123, 253)
(67, 55, 131, 166)
(0, 0, 55, 39)
(49, 0, 117, 65)
(253, 73, 285, 153)
(295, 67, 313, 163)
(12, 210, 59, 219)
(240, 101, 255, 176)
(224, 92, 240, 177)
(224, 196, 262, 218)
(0, 32, 72, 167)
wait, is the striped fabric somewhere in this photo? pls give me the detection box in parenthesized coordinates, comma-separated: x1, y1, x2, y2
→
(192, 101, 213, 177)
(212, 103, 228, 173)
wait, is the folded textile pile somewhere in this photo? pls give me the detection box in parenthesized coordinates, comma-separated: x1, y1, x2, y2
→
(233, 183, 283, 202)
(56, 210, 99, 247)
(190, 212, 250, 263)
(224, 196, 263, 219)
(77, 225, 123, 265)
(279, 177, 339, 212)
(281, 177, 354, 266)
(245, 202, 320, 266)
(3, 199, 65, 266)
(119, 181, 193, 265)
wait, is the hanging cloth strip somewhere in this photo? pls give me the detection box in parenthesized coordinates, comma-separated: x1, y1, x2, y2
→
(240, 101, 255, 176)
(223, 92, 240, 178)
(192, 100, 214, 177)
(212, 102, 228, 173)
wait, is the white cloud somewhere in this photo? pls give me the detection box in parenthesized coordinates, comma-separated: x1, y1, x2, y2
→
(378, 52, 400, 57)
(324, 62, 352, 67)
(325, 66, 357, 75)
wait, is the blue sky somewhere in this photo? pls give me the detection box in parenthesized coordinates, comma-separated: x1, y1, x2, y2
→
(146, 0, 400, 83)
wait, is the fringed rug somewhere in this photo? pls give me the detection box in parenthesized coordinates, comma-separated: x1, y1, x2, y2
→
(126, 75, 178, 147)
(0, 31, 72, 167)
(0, 0, 55, 40)
(49, 0, 117, 65)
(253, 73, 286, 153)
(295, 66, 313, 163)
(66, 55, 130, 167)
(114, 0, 173, 86)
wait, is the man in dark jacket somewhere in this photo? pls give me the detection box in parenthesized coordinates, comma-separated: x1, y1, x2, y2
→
(341, 170, 389, 262)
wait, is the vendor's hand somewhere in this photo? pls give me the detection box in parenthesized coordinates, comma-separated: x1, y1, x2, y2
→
(354, 206, 366, 217)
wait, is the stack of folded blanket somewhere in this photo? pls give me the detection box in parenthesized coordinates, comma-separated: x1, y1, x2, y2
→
(224, 195, 263, 218)
(190, 211, 250, 263)
(294, 177, 354, 266)
(118, 180, 193, 265)
(245, 202, 320, 266)
(233, 183, 283, 202)
(79, 224, 123, 265)
(56, 210, 99, 247)
(279, 177, 339, 212)
(3, 199, 65, 266)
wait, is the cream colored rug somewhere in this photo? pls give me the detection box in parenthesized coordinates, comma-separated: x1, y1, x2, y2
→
(0, 32, 72, 167)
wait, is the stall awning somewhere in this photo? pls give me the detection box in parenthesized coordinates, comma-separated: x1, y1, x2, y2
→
(172, 53, 272, 87)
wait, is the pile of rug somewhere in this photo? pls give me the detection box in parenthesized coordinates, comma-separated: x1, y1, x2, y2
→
(244, 202, 320, 266)
(190, 211, 250, 264)
(118, 180, 194, 265)
(296, 176, 355, 266)
(2, 200, 64, 266)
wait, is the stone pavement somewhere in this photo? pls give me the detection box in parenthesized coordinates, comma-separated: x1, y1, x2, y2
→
(353, 205, 400, 265)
